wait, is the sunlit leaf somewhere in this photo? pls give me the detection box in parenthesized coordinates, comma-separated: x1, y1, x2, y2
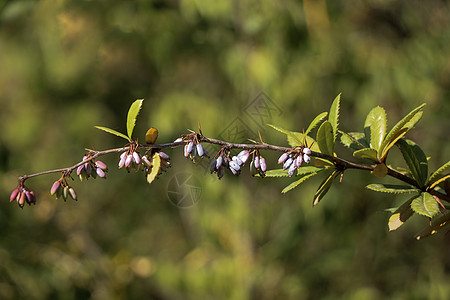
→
(428, 160, 450, 186)
(364, 106, 386, 151)
(397, 139, 428, 187)
(95, 126, 131, 141)
(379, 103, 425, 156)
(379, 128, 408, 162)
(328, 93, 341, 143)
(339, 131, 366, 150)
(353, 148, 378, 161)
(415, 213, 450, 240)
(146, 152, 161, 184)
(267, 124, 320, 151)
(366, 184, 419, 194)
(429, 174, 450, 190)
(411, 192, 439, 218)
(316, 121, 334, 155)
(388, 196, 415, 231)
(127, 99, 144, 139)
(282, 172, 320, 193)
(305, 112, 328, 136)
(313, 170, 339, 206)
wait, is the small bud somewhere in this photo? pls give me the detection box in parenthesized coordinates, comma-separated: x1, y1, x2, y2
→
(250, 161, 257, 176)
(210, 158, 217, 173)
(79, 173, 87, 181)
(254, 156, 260, 169)
(95, 160, 108, 171)
(29, 191, 36, 204)
(196, 143, 205, 157)
(260, 157, 267, 172)
(133, 152, 141, 165)
(25, 190, 33, 205)
(303, 154, 311, 164)
(118, 155, 126, 169)
(232, 155, 243, 166)
(288, 162, 297, 177)
(142, 155, 152, 167)
(82, 155, 88, 162)
(237, 150, 250, 164)
(120, 152, 127, 160)
(10, 188, 19, 202)
(85, 163, 92, 175)
(63, 186, 69, 200)
(278, 153, 289, 164)
(229, 166, 239, 175)
(50, 181, 61, 196)
(125, 155, 133, 167)
(77, 165, 85, 176)
(283, 158, 293, 170)
(303, 147, 311, 155)
(96, 168, 106, 178)
(217, 166, 224, 179)
(158, 152, 170, 160)
(295, 155, 303, 168)
(229, 160, 240, 171)
(186, 141, 194, 156)
(174, 137, 183, 143)
(55, 184, 63, 199)
(216, 156, 223, 169)
(69, 187, 77, 200)
(18, 192, 26, 208)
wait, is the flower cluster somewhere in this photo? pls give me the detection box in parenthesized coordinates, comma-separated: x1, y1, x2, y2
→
(50, 180, 77, 201)
(182, 139, 210, 161)
(278, 147, 312, 177)
(77, 155, 108, 180)
(10, 185, 36, 208)
(209, 149, 252, 179)
(250, 152, 267, 177)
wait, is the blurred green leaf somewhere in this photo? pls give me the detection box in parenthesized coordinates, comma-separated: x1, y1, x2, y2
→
(95, 126, 130, 141)
(366, 184, 420, 194)
(305, 112, 328, 136)
(379, 103, 426, 156)
(353, 148, 378, 161)
(388, 196, 415, 231)
(316, 120, 334, 155)
(364, 106, 386, 152)
(328, 93, 341, 143)
(282, 172, 320, 193)
(415, 213, 450, 240)
(313, 170, 339, 206)
(411, 192, 439, 218)
(397, 139, 428, 187)
(127, 99, 144, 139)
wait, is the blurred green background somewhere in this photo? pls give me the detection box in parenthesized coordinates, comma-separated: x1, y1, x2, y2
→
(1, 0, 449, 299)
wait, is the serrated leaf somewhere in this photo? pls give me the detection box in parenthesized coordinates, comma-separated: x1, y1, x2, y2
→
(305, 112, 328, 136)
(415, 213, 450, 240)
(380, 103, 426, 156)
(146, 152, 161, 184)
(364, 106, 387, 151)
(316, 121, 334, 155)
(282, 172, 320, 193)
(388, 196, 415, 231)
(127, 99, 144, 139)
(339, 131, 366, 150)
(328, 93, 341, 143)
(353, 148, 378, 161)
(95, 126, 131, 141)
(429, 174, 450, 190)
(429, 160, 450, 186)
(411, 192, 439, 218)
(366, 184, 420, 194)
(397, 139, 428, 187)
(379, 128, 408, 162)
(313, 170, 339, 206)
(267, 124, 320, 152)
(264, 166, 326, 178)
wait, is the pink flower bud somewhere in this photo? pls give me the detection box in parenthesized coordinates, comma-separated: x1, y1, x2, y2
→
(278, 153, 289, 164)
(174, 137, 183, 143)
(85, 163, 92, 175)
(303, 154, 311, 164)
(118, 155, 126, 168)
(288, 163, 296, 177)
(133, 152, 141, 165)
(283, 158, 293, 170)
(50, 181, 61, 196)
(142, 155, 152, 166)
(120, 152, 127, 160)
(254, 156, 260, 169)
(216, 156, 223, 169)
(10, 189, 19, 202)
(18, 192, 26, 208)
(125, 155, 133, 167)
(77, 165, 85, 175)
(95, 160, 108, 171)
(96, 168, 106, 178)
(158, 152, 170, 160)
(260, 157, 267, 172)
(295, 155, 303, 168)
(29, 191, 36, 204)
(303, 147, 311, 155)
(237, 150, 250, 164)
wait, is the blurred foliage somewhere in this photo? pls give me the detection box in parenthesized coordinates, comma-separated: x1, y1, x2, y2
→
(1, 0, 450, 299)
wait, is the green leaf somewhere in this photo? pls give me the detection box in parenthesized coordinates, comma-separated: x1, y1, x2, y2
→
(316, 121, 334, 155)
(379, 103, 426, 156)
(366, 184, 420, 194)
(146, 152, 161, 184)
(328, 93, 341, 143)
(388, 196, 415, 231)
(95, 126, 131, 141)
(397, 139, 428, 187)
(364, 106, 387, 152)
(415, 213, 450, 240)
(126, 99, 144, 139)
(353, 148, 378, 161)
(429, 160, 450, 186)
(313, 170, 340, 206)
(429, 174, 450, 190)
(379, 128, 408, 162)
(264, 166, 326, 178)
(305, 112, 328, 136)
(339, 131, 366, 150)
(282, 172, 320, 193)
(411, 192, 439, 218)
(268, 124, 320, 152)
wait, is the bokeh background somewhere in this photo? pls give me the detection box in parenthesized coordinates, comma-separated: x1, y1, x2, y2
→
(1, 0, 450, 299)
